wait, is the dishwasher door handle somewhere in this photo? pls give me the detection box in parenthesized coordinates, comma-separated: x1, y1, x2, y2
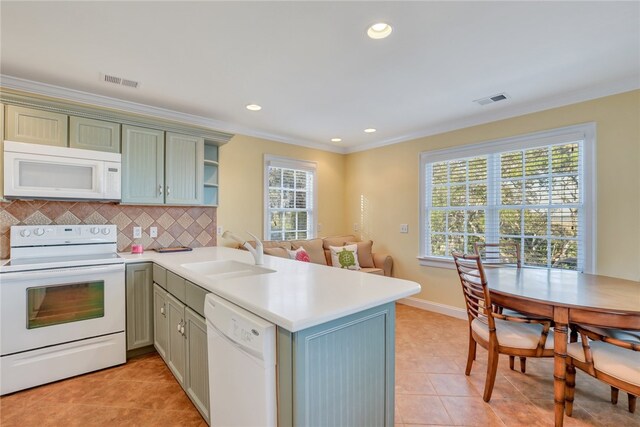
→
(207, 321, 265, 361)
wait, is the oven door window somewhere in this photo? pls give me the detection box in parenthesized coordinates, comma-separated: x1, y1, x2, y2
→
(27, 281, 105, 329)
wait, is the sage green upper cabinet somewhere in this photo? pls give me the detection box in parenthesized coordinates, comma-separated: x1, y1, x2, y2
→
(165, 132, 204, 205)
(121, 125, 165, 204)
(5, 105, 68, 147)
(121, 128, 204, 206)
(69, 116, 120, 153)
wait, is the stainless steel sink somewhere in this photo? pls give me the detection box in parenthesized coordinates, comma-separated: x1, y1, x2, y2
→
(181, 260, 275, 280)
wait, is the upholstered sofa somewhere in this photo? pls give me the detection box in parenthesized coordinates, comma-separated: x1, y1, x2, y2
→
(242, 235, 393, 276)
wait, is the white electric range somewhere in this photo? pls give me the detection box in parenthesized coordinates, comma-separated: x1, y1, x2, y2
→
(0, 224, 126, 395)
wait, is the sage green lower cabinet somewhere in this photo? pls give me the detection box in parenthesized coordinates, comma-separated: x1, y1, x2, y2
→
(166, 293, 187, 386)
(69, 116, 120, 153)
(185, 307, 210, 424)
(153, 271, 211, 423)
(153, 283, 169, 360)
(277, 302, 396, 427)
(125, 263, 154, 351)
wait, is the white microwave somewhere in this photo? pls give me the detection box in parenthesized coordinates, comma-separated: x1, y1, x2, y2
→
(3, 141, 121, 201)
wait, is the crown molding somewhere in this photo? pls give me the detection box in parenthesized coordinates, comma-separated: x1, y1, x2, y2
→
(0, 75, 231, 130)
(3, 74, 636, 156)
(344, 75, 640, 154)
(0, 75, 346, 154)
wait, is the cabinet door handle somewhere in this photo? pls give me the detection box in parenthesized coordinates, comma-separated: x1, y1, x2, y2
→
(181, 325, 186, 336)
(159, 185, 163, 195)
(166, 186, 171, 196)
(160, 305, 165, 316)
(177, 321, 182, 333)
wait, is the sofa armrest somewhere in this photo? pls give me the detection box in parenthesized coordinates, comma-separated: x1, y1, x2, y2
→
(372, 253, 393, 277)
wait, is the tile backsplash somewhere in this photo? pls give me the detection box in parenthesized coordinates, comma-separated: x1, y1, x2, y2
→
(0, 200, 217, 258)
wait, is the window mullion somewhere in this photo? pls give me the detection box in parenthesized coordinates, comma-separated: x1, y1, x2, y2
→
(547, 147, 553, 268)
(486, 153, 499, 245)
(464, 160, 470, 252)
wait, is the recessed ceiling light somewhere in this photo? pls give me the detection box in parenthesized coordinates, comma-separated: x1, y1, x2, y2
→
(245, 104, 262, 111)
(364, 128, 377, 133)
(367, 22, 392, 39)
(331, 138, 342, 143)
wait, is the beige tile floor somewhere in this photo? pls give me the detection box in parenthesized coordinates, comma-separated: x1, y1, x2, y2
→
(395, 304, 640, 427)
(1, 303, 638, 426)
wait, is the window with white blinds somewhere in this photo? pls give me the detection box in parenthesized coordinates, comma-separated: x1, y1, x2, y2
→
(264, 156, 317, 241)
(420, 124, 596, 272)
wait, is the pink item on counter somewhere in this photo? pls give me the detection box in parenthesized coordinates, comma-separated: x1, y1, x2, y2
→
(131, 244, 144, 254)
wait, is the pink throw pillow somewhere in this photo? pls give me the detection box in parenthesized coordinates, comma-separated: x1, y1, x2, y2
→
(288, 247, 310, 262)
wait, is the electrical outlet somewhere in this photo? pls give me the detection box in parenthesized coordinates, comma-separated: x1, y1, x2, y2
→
(133, 226, 142, 239)
(217, 225, 223, 235)
(353, 223, 359, 232)
(149, 227, 158, 238)
(317, 223, 323, 232)
(400, 224, 409, 233)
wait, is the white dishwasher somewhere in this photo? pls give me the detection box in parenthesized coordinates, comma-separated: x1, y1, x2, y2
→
(205, 293, 277, 427)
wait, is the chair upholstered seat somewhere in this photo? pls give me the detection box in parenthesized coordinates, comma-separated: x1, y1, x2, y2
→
(568, 341, 640, 387)
(580, 327, 640, 344)
(472, 318, 554, 350)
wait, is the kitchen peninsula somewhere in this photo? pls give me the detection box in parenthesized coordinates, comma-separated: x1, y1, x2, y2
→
(121, 246, 421, 426)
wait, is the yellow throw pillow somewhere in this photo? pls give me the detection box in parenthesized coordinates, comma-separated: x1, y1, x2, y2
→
(264, 247, 289, 258)
(347, 240, 375, 268)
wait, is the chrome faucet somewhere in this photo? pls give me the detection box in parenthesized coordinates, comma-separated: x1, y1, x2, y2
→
(222, 231, 264, 265)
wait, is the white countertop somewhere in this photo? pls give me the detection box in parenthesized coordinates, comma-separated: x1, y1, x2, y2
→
(119, 247, 421, 332)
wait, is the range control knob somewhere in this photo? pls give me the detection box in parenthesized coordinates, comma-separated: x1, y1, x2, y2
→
(101, 227, 110, 235)
(34, 228, 45, 236)
(90, 227, 100, 235)
(20, 229, 31, 237)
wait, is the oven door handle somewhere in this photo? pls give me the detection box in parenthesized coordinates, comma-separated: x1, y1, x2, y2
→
(0, 264, 125, 281)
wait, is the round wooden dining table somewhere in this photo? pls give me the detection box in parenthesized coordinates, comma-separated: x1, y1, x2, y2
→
(485, 267, 640, 427)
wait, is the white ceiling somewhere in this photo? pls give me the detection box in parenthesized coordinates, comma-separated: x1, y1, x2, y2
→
(1, 1, 639, 153)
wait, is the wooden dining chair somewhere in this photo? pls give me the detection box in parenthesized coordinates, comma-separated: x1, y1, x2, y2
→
(565, 326, 639, 416)
(452, 252, 554, 402)
(474, 242, 521, 268)
(473, 241, 529, 373)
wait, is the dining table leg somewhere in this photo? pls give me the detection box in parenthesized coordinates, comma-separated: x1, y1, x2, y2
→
(553, 307, 569, 427)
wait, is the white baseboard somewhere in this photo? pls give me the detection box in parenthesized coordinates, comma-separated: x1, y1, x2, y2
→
(398, 297, 467, 320)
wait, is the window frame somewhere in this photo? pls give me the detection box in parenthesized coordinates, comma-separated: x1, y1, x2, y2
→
(418, 123, 597, 273)
(263, 154, 318, 241)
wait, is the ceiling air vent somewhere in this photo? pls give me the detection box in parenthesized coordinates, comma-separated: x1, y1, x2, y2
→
(474, 92, 509, 106)
(101, 73, 140, 89)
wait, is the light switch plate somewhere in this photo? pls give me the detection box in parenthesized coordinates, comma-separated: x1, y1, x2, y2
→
(353, 223, 359, 232)
(400, 224, 409, 233)
(133, 226, 142, 239)
(149, 227, 158, 238)
(217, 225, 223, 235)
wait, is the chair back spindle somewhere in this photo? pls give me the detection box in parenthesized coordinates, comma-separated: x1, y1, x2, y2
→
(452, 252, 495, 332)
